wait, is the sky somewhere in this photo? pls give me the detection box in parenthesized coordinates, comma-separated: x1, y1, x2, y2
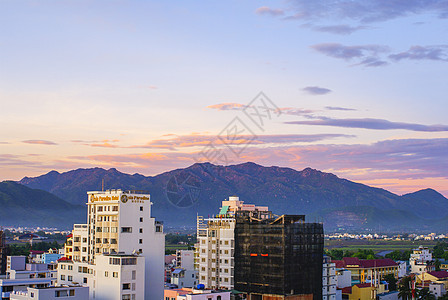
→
(1, 0, 447, 196)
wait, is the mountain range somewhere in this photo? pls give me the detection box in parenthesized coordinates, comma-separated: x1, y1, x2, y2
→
(11, 162, 448, 230)
(9, 162, 447, 231)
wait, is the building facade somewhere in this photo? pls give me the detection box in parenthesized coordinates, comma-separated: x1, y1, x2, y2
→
(9, 285, 89, 300)
(0, 230, 8, 275)
(333, 257, 399, 285)
(234, 213, 324, 299)
(323, 256, 337, 300)
(410, 246, 435, 275)
(60, 189, 165, 300)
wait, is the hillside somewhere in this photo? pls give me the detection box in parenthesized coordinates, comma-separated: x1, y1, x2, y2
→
(0, 181, 85, 228)
(17, 162, 448, 230)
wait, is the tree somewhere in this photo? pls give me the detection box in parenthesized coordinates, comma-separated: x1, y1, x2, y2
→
(416, 287, 436, 300)
(435, 259, 441, 271)
(384, 274, 397, 291)
(398, 276, 412, 300)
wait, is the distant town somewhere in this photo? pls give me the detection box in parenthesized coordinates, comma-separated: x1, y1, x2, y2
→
(2, 191, 448, 300)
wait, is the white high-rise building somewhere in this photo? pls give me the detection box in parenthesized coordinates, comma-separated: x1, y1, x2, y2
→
(322, 256, 337, 300)
(195, 196, 268, 290)
(60, 189, 165, 300)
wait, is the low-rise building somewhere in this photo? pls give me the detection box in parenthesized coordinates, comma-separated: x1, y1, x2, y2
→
(410, 246, 435, 275)
(9, 285, 89, 300)
(164, 288, 231, 300)
(341, 282, 389, 300)
(333, 258, 398, 285)
(171, 269, 198, 288)
(0, 256, 57, 300)
(58, 253, 145, 300)
(417, 271, 448, 289)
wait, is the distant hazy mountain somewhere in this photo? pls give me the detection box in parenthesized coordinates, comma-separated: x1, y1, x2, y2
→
(0, 181, 85, 228)
(18, 162, 448, 231)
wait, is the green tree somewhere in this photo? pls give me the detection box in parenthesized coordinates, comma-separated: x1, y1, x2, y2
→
(383, 274, 397, 291)
(435, 259, 441, 271)
(416, 287, 436, 300)
(398, 276, 413, 300)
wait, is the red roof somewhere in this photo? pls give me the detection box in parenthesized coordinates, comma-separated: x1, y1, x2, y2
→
(427, 271, 448, 279)
(356, 283, 374, 288)
(57, 257, 72, 262)
(30, 250, 44, 254)
(66, 234, 72, 238)
(335, 257, 397, 269)
(341, 286, 352, 294)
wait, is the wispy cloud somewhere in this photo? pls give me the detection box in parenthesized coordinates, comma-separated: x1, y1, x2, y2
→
(325, 106, 357, 111)
(302, 86, 332, 95)
(260, 1, 448, 23)
(311, 43, 389, 67)
(255, 6, 285, 17)
(286, 117, 448, 132)
(313, 24, 368, 35)
(389, 45, 448, 62)
(22, 140, 57, 145)
(207, 103, 246, 111)
(129, 133, 353, 150)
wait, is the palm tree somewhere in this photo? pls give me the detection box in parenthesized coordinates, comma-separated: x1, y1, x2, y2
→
(398, 276, 412, 300)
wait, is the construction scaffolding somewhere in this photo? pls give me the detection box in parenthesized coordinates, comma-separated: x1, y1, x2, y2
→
(234, 213, 324, 299)
(0, 230, 9, 275)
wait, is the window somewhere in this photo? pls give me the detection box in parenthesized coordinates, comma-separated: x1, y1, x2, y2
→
(55, 290, 68, 297)
(68, 275, 73, 281)
(83, 238, 87, 243)
(69, 290, 75, 296)
(139, 239, 142, 244)
(111, 227, 118, 233)
(110, 258, 121, 265)
(139, 249, 142, 253)
(122, 258, 137, 265)
(113, 272, 118, 278)
(103, 238, 108, 243)
(111, 239, 117, 244)
(140, 206, 143, 211)
(84, 277, 88, 283)
(96, 238, 101, 243)
(60, 265, 66, 270)
(156, 225, 162, 232)
(82, 247, 87, 252)
(139, 228, 143, 233)
(122, 295, 131, 300)
(121, 227, 132, 233)
(97, 206, 103, 212)
(112, 206, 118, 211)
(123, 283, 131, 290)
(139, 217, 143, 222)
(105, 271, 109, 277)
(60, 275, 65, 280)
(132, 270, 136, 280)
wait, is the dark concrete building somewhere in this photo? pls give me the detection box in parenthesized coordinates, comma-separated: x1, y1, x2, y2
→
(0, 230, 9, 275)
(234, 212, 324, 300)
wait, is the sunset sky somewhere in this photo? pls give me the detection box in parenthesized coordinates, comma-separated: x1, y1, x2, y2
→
(1, 1, 447, 196)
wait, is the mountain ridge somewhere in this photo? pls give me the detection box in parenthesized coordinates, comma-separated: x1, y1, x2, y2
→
(16, 162, 448, 230)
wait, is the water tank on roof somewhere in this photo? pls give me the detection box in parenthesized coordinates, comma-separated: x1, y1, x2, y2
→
(196, 284, 205, 290)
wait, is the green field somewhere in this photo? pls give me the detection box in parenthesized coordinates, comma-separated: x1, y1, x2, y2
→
(325, 239, 437, 253)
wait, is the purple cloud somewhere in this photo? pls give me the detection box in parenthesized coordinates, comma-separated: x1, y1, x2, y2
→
(286, 117, 448, 132)
(302, 86, 332, 95)
(22, 140, 57, 145)
(389, 45, 448, 62)
(314, 24, 368, 35)
(283, 0, 448, 23)
(311, 43, 389, 66)
(325, 106, 356, 111)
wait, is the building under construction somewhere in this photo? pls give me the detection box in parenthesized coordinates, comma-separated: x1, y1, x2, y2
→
(234, 211, 324, 300)
(0, 230, 9, 275)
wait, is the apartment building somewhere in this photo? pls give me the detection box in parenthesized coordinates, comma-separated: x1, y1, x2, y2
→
(195, 196, 268, 290)
(323, 256, 337, 300)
